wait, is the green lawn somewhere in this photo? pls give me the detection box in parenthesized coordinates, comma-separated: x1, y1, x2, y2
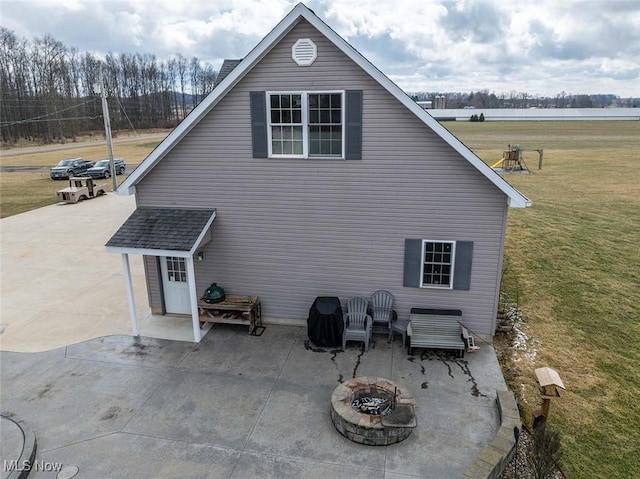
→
(446, 120, 640, 478)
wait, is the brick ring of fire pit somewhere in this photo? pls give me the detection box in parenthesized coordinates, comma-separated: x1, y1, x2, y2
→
(330, 377, 417, 445)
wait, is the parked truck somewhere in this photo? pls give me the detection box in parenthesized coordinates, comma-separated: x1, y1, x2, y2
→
(50, 158, 94, 179)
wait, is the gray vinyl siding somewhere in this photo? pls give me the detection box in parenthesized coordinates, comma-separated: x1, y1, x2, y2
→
(135, 19, 509, 336)
(143, 255, 162, 312)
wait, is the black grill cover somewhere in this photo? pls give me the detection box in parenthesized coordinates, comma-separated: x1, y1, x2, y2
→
(307, 296, 344, 347)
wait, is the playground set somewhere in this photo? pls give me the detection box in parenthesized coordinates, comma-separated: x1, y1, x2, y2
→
(492, 145, 543, 173)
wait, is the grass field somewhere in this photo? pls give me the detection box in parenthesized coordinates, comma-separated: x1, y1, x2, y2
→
(445, 120, 640, 478)
(0, 136, 163, 217)
(1, 121, 638, 477)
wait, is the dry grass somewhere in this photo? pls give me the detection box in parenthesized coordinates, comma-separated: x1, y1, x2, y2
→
(0, 171, 68, 217)
(447, 120, 640, 479)
(0, 136, 162, 217)
(0, 137, 163, 168)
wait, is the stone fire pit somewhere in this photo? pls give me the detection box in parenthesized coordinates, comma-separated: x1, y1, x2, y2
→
(330, 376, 416, 445)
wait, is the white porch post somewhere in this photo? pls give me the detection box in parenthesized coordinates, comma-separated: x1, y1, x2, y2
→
(185, 256, 201, 342)
(121, 253, 139, 336)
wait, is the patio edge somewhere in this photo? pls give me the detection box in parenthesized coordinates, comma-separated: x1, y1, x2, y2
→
(463, 390, 521, 479)
(1, 412, 38, 479)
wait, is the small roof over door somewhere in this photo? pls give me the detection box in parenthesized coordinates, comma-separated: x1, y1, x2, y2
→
(105, 207, 216, 257)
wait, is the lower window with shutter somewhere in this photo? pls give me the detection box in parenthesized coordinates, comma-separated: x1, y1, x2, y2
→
(403, 238, 473, 290)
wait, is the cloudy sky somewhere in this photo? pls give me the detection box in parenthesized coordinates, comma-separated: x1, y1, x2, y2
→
(1, 0, 639, 97)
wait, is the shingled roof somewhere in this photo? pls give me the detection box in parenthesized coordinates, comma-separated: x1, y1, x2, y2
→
(106, 207, 216, 252)
(213, 59, 242, 88)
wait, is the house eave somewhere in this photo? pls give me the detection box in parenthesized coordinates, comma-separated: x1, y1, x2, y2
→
(105, 246, 192, 257)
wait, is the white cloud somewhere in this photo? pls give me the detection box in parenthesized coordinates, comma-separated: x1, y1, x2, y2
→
(1, 0, 638, 96)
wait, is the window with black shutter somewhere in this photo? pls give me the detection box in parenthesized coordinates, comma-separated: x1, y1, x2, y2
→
(251, 90, 362, 160)
(403, 239, 473, 290)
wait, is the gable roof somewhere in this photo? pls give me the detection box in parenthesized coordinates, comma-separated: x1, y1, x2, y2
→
(213, 59, 242, 88)
(119, 3, 531, 208)
(105, 207, 216, 257)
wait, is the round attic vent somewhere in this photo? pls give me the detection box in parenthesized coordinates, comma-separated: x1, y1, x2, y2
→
(292, 38, 317, 66)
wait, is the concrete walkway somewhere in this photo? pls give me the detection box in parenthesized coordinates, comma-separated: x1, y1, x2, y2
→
(1, 187, 225, 352)
(1, 327, 507, 478)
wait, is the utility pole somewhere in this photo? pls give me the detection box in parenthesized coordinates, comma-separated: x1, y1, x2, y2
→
(100, 64, 117, 189)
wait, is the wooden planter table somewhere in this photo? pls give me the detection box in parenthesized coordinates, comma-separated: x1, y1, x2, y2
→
(198, 295, 264, 335)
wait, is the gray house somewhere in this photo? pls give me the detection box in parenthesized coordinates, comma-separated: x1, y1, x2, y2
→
(107, 3, 531, 343)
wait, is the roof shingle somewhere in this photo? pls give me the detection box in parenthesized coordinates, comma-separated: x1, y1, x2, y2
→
(213, 59, 242, 88)
(106, 207, 216, 252)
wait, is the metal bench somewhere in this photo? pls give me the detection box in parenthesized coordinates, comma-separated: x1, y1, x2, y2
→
(408, 308, 465, 358)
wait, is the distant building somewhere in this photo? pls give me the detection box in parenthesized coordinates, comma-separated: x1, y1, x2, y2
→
(428, 108, 640, 121)
(434, 95, 446, 109)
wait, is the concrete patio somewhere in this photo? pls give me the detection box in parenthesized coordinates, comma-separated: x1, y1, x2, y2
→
(1, 325, 507, 478)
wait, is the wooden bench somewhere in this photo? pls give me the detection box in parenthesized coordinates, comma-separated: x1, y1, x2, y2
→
(198, 295, 264, 335)
(408, 308, 465, 358)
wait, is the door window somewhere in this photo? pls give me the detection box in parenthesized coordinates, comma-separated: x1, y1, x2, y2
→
(166, 257, 187, 282)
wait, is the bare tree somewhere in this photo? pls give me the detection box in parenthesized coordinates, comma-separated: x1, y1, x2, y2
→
(176, 53, 188, 119)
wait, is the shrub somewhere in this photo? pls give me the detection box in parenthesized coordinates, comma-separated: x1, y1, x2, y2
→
(527, 424, 563, 479)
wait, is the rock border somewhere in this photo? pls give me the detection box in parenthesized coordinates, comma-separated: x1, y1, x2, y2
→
(330, 376, 416, 446)
(463, 390, 521, 479)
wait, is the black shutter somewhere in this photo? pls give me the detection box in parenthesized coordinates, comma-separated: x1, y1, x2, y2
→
(250, 91, 267, 158)
(345, 90, 362, 160)
(403, 239, 422, 287)
(453, 241, 473, 290)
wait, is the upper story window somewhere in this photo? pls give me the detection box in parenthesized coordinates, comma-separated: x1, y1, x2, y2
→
(267, 91, 344, 159)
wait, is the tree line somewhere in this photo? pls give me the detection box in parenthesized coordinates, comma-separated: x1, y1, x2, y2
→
(0, 28, 218, 144)
(2, 28, 637, 145)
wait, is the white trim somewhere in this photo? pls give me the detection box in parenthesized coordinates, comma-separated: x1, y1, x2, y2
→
(420, 239, 455, 290)
(106, 246, 192, 257)
(266, 91, 305, 158)
(189, 211, 216, 255)
(292, 38, 317, 66)
(116, 3, 530, 208)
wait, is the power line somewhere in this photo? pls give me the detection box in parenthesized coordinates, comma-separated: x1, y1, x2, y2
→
(0, 99, 97, 125)
(0, 115, 102, 126)
(116, 95, 137, 135)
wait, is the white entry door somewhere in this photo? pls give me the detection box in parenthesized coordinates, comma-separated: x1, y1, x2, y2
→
(160, 256, 191, 314)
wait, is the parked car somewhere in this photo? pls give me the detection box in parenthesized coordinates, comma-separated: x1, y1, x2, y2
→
(50, 158, 94, 180)
(86, 158, 126, 178)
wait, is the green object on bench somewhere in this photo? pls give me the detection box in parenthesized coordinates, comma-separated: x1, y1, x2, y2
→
(408, 308, 465, 358)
